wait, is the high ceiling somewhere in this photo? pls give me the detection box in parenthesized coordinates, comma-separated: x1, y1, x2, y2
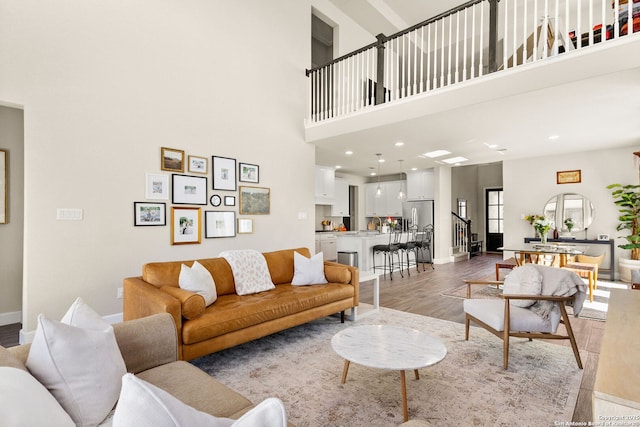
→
(312, 0, 640, 177)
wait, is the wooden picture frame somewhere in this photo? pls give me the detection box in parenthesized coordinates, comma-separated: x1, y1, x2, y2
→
(188, 155, 208, 174)
(172, 174, 207, 205)
(239, 186, 270, 215)
(134, 202, 166, 226)
(239, 162, 259, 183)
(171, 207, 201, 245)
(161, 147, 184, 172)
(205, 211, 236, 238)
(212, 156, 237, 191)
(145, 173, 169, 200)
(556, 170, 581, 184)
(0, 149, 6, 224)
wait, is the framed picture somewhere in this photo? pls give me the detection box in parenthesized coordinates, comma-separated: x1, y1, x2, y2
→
(161, 147, 184, 172)
(134, 202, 166, 226)
(212, 156, 237, 191)
(0, 149, 6, 224)
(188, 155, 208, 174)
(205, 211, 236, 238)
(556, 170, 581, 184)
(239, 186, 270, 215)
(224, 196, 236, 206)
(172, 174, 207, 205)
(238, 218, 253, 234)
(210, 194, 222, 207)
(145, 173, 169, 200)
(597, 234, 610, 241)
(171, 207, 201, 245)
(239, 163, 259, 183)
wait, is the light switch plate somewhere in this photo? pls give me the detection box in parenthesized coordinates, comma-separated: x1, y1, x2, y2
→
(57, 208, 83, 220)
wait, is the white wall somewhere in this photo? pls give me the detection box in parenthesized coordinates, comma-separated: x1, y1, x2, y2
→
(0, 106, 24, 325)
(0, 0, 315, 334)
(503, 146, 639, 274)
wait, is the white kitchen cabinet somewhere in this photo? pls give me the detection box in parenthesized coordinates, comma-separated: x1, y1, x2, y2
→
(364, 183, 386, 216)
(315, 166, 335, 205)
(331, 178, 350, 216)
(364, 181, 404, 217)
(406, 169, 435, 200)
(384, 181, 403, 217)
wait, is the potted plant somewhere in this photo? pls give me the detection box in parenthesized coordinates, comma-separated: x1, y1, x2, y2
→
(607, 181, 640, 282)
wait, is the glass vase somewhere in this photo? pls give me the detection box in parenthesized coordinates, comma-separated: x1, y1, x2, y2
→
(540, 233, 547, 244)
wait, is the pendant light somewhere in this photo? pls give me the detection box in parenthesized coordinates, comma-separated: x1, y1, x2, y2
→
(397, 160, 406, 199)
(375, 153, 383, 198)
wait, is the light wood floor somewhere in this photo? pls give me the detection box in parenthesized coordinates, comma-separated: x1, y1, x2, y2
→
(0, 252, 604, 422)
(358, 252, 604, 424)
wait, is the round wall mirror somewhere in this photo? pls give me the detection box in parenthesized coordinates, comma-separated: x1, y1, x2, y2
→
(543, 193, 594, 232)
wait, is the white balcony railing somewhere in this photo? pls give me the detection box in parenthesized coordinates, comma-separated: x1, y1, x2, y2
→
(306, 0, 639, 124)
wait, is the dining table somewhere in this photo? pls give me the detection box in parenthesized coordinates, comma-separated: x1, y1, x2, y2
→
(498, 243, 585, 267)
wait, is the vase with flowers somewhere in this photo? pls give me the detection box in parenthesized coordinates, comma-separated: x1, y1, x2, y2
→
(533, 216, 553, 244)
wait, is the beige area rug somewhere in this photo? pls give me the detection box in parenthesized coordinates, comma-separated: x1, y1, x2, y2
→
(191, 307, 584, 427)
(441, 279, 628, 321)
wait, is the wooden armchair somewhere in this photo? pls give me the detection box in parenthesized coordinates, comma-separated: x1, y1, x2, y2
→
(462, 276, 583, 370)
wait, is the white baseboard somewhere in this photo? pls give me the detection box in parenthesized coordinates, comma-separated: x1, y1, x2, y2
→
(0, 310, 21, 326)
(18, 312, 124, 345)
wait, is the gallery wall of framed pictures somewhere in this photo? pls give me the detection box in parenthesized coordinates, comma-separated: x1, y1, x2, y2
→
(133, 147, 266, 244)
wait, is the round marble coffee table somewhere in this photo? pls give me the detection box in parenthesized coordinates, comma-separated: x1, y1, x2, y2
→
(331, 324, 447, 422)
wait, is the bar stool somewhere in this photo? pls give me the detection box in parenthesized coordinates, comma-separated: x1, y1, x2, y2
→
(372, 230, 403, 280)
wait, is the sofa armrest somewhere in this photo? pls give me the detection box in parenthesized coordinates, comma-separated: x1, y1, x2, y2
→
(123, 276, 184, 358)
(324, 261, 359, 306)
(113, 313, 179, 374)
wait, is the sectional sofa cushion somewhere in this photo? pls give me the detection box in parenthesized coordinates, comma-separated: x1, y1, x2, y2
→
(26, 298, 126, 427)
(0, 366, 75, 427)
(114, 374, 287, 427)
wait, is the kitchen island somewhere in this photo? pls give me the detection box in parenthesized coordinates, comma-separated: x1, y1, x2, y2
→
(336, 231, 398, 273)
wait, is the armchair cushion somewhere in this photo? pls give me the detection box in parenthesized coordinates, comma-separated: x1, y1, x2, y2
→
(463, 299, 560, 333)
(502, 265, 543, 307)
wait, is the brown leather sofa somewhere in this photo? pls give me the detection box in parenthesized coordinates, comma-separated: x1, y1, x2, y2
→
(123, 247, 359, 361)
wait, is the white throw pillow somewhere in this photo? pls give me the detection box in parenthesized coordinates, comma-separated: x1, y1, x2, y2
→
(503, 265, 543, 308)
(0, 366, 75, 427)
(26, 298, 127, 427)
(220, 250, 275, 295)
(113, 374, 287, 427)
(179, 260, 218, 306)
(291, 251, 328, 286)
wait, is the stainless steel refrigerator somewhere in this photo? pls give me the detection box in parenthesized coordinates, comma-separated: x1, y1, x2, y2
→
(403, 200, 435, 262)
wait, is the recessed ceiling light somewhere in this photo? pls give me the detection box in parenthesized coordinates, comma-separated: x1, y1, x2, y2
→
(370, 172, 376, 176)
(395, 141, 404, 147)
(548, 135, 560, 140)
(345, 150, 353, 155)
(335, 165, 342, 169)
(411, 167, 418, 171)
(378, 158, 385, 163)
(442, 156, 468, 164)
(424, 150, 451, 158)
(484, 142, 498, 149)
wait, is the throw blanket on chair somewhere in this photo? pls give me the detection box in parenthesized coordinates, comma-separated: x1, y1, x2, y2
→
(528, 264, 587, 320)
(219, 249, 275, 295)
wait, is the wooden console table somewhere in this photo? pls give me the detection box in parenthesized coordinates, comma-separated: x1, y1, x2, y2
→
(524, 238, 615, 280)
(593, 289, 640, 419)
